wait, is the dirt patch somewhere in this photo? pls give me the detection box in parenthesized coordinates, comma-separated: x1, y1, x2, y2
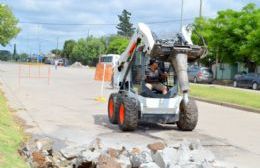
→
(0, 153, 3, 163)
(147, 142, 166, 152)
(213, 80, 233, 86)
(13, 114, 34, 130)
(97, 154, 121, 168)
(32, 151, 46, 168)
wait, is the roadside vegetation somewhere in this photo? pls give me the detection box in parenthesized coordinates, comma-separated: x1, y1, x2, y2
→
(193, 3, 260, 69)
(0, 91, 28, 168)
(190, 84, 260, 109)
(50, 9, 133, 66)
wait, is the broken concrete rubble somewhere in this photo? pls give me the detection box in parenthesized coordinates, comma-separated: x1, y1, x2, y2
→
(147, 142, 166, 153)
(20, 138, 225, 168)
(130, 150, 153, 167)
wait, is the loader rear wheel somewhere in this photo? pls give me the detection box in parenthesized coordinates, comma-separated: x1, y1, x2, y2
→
(177, 98, 198, 131)
(108, 93, 119, 124)
(118, 95, 138, 131)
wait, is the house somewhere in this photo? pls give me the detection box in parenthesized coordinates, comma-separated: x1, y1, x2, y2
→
(0, 50, 11, 61)
(212, 62, 260, 80)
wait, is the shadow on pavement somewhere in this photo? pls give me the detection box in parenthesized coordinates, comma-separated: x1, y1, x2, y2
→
(93, 114, 181, 140)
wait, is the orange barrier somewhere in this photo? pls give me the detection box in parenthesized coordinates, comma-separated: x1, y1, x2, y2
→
(18, 63, 51, 85)
(94, 63, 113, 82)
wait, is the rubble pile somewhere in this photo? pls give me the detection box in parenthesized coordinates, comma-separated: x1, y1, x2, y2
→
(20, 137, 227, 168)
(70, 62, 84, 68)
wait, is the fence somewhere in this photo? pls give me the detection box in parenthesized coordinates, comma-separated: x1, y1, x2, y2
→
(18, 63, 51, 85)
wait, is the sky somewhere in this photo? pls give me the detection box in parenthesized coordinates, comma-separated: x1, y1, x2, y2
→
(1, 0, 260, 54)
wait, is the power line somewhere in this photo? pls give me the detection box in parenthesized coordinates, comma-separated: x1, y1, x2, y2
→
(146, 18, 195, 24)
(19, 21, 116, 26)
(19, 17, 197, 26)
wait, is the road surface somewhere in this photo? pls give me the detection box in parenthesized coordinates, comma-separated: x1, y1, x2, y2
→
(0, 62, 260, 168)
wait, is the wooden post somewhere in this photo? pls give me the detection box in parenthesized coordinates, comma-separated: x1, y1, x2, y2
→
(101, 64, 106, 97)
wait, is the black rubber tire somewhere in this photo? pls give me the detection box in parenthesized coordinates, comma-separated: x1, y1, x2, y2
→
(177, 98, 198, 131)
(233, 81, 238, 87)
(108, 93, 118, 124)
(118, 95, 139, 131)
(252, 82, 258, 90)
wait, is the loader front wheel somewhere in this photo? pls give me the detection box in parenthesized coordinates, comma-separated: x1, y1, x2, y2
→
(177, 98, 198, 131)
(108, 93, 118, 124)
(118, 96, 138, 131)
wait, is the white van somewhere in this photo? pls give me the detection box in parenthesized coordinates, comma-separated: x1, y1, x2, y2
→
(99, 54, 120, 68)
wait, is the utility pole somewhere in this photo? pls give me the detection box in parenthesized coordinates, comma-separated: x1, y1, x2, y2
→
(180, 0, 184, 31)
(87, 29, 90, 39)
(56, 36, 60, 57)
(199, 0, 203, 18)
(13, 43, 16, 61)
(56, 37, 59, 50)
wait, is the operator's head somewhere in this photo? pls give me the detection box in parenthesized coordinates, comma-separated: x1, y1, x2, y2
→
(149, 59, 158, 70)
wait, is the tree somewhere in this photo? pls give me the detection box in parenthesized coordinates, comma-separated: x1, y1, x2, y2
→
(51, 49, 62, 56)
(107, 35, 129, 54)
(18, 53, 29, 61)
(71, 36, 106, 65)
(116, 9, 135, 37)
(62, 40, 76, 59)
(193, 3, 260, 68)
(0, 4, 20, 46)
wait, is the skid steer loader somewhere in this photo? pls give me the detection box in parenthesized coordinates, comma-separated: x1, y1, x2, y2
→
(108, 23, 207, 131)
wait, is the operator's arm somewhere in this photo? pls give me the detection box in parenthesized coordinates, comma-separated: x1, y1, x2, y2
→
(158, 69, 168, 81)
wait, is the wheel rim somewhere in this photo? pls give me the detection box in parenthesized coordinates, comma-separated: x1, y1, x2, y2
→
(108, 98, 114, 119)
(253, 83, 257, 90)
(119, 104, 125, 125)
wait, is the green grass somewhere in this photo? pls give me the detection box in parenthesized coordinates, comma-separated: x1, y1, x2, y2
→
(190, 84, 260, 109)
(0, 91, 28, 168)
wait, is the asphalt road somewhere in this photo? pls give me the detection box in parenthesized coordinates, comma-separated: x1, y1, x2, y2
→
(0, 62, 260, 168)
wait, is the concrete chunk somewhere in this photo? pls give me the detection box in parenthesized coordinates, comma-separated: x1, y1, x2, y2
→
(152, 147, 178, 168)
(130, 150, 153, 167)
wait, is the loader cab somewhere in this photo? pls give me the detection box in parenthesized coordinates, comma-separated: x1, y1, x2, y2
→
(130, 50, 178, 98)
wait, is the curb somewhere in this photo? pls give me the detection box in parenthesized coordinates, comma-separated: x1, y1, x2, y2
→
(191, 96, 260, 114)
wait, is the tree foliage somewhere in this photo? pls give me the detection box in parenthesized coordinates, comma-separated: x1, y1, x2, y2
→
(51, 49, 62, 56)
(193, 3, 260, 66)
(71, 36, 106, 65)
(55, 35, 130, 66)
(107, 35, 129, 54)
(0, 4, 20, 46)
(62, 39, 76, 59)
(116, 9, 135, 37)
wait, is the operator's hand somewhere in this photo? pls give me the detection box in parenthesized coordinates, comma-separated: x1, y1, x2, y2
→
(160, 72, 168, 80)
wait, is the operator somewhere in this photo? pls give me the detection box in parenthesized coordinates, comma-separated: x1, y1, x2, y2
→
(145, 59, 168, 95)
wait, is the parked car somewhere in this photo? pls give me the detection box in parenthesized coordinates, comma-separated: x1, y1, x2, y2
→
(57, 59, 64, 66)
(234, 71, 247, 79)
(188, 65, 214, 83)
(233, 73, 260, 90)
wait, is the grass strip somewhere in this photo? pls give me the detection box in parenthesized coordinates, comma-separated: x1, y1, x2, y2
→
(0, 91, 28, 168)
(190, 84, 260, 109)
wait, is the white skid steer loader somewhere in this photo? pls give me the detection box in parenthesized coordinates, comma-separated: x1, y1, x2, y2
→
(108, 23, 207, 131)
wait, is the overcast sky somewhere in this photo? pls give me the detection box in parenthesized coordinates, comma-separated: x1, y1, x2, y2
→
(1, 0, 260, 54)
